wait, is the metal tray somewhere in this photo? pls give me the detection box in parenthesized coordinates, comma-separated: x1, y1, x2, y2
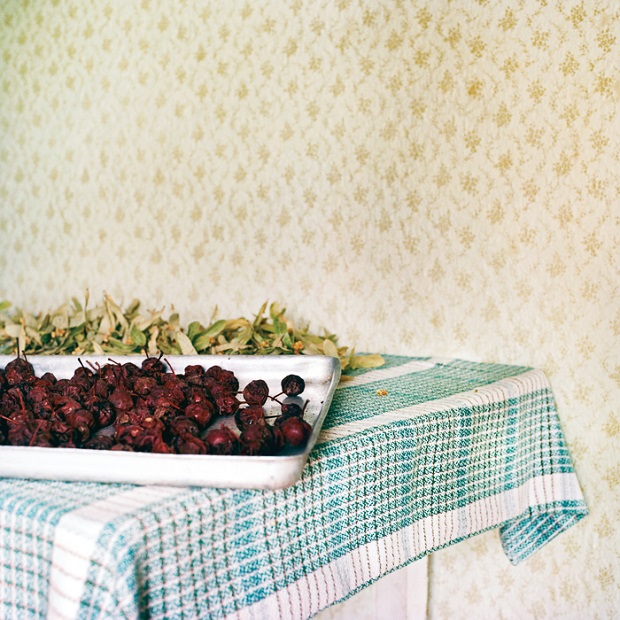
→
(0, 354, 341, 490)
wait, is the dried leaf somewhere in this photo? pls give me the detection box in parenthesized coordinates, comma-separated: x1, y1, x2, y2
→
(214, 341, 249, 353)
(253, 301, 268, 326)
(273, 317, 287, 336)
(232, 326, 253, 345)
(147, 326, 160, 356)
(187, 321, 202, 340)
(126, 298, 141, 315)
(338, 375, 356, 383)
(52, 309, 69, 330)
(3, 324, 22, 338)
(350, 354, 385, 369)
(130, 326, 147, 348)
(25, 326, 42, 345)
(0, 295, 385, 374)
(202, 319, 227, 338)
(175, 330, 197, 355)
(104, 294, 129, 332)
(192, 331, 215, 352)
(322, 339, 339, 358)
(269, 301, 284, 320)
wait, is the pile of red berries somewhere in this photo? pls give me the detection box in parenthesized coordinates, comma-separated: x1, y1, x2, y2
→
(0, 355, 313, 456)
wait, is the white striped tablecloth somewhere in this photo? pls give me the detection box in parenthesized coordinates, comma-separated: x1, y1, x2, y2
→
(0, 356, 587, 619)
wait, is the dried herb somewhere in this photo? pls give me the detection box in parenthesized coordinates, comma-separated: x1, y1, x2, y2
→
(0, 295, 384, 374)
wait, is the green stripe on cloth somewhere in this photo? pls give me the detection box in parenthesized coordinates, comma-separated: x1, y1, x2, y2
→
(500, 501, 587, 564)
(0, 479, 131, 620)
(324, 358, 532, 429)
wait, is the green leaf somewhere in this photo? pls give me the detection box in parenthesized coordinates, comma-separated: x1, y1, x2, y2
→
(269, 301, 284, 320)
(253, 301, 268, 326)
(192, 331, 214, 352)
(187, 321, 202, 340)
(202, 319, 227, 338)
(214, 341, 249, 353)
(102, 337, 136, 354)
(232, 326, 253, 345)
(282, 332, 293, 349)
(130, 326, 147, 348)
(273, 317, 286, 336)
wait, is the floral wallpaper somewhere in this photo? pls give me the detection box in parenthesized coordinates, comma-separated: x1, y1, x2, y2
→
(1, 1, 618, 618)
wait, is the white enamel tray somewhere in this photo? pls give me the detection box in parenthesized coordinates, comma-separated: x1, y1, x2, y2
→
(0, 354, 341, 490)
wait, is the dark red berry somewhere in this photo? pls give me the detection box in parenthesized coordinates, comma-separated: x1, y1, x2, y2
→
(184, 401, 215, 429)
(242, 379, 269, 406)
(176, 432, 207, 455)
(279, 416, 312, 448)
(204, 427, 238, 455)
(205, 365, 224, 380)
(184, 364, 205, 377)
(108, 387, 134, 412)
(281, 374, 305, 397)
(83, 435, 115, 451)
(235, 405, 265, 430)
(279, 402, 304, 418)
(133, 375, 157, 396)
(89, 400, 116, 427)
(141, 354, 166, 374)
(151, 435, 174, 454)
(240, 425, 276, 456)
(4, 357, 35, 387)
(168, 416, 200, 437)
(216, 394, 241, 416)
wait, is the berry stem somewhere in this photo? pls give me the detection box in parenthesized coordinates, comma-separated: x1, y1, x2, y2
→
(29, 420, 43, 447)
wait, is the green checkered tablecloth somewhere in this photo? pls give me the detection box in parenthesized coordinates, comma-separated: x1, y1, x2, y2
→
(0, 356, 587, 620)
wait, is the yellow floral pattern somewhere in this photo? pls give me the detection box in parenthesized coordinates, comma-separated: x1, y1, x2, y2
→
(1, 1, 618, 618)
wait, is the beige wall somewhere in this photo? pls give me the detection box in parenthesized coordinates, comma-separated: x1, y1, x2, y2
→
(1, 1, 618, 617)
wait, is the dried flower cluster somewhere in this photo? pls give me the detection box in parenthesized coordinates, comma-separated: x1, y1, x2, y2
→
(0, 295, 384, 374)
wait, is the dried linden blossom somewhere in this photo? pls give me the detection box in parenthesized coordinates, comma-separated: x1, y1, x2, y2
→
(0, 295, 384, 376)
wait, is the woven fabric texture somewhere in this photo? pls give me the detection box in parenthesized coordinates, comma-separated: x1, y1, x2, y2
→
(0, 356, 586, 619)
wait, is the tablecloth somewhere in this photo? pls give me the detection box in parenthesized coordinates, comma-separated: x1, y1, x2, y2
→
(0, 355, 588, 619)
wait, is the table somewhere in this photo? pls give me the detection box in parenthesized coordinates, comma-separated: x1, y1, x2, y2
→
(0, 356, 587, 619)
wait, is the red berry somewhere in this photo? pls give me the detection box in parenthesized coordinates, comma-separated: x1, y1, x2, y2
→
(239, 425, 277, 456)
(184, 401, 215, 429)
(235, 405, 265, 430)
(242, 379, 269, 406)
(216, 394, 241, 416)
(279, 416, 312, 448)
(281, 374, 305, 397)
(204, 427, 239, 455)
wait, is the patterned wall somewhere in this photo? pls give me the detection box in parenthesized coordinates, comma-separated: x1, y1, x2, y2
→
(1, 1, 618, 618)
